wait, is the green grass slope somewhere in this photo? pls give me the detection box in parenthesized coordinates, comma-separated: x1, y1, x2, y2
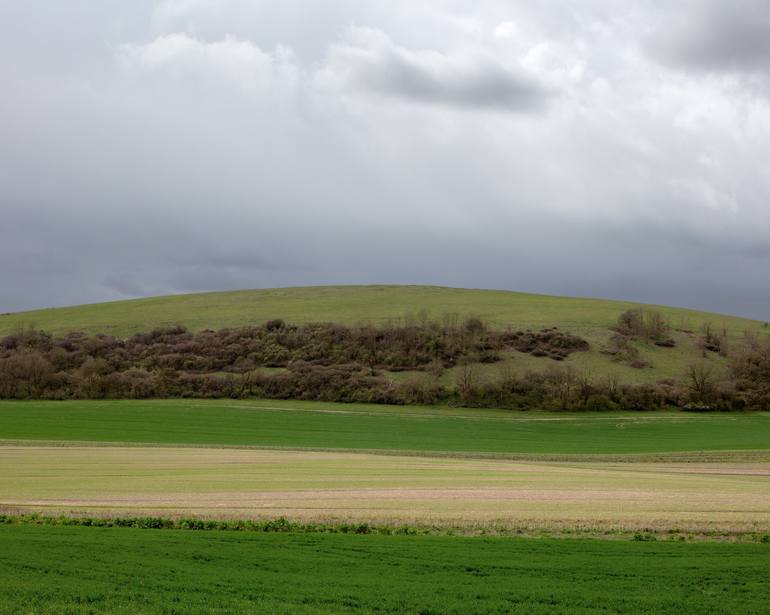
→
(2, 285, 764, 338)
(2, 285, 766, 384)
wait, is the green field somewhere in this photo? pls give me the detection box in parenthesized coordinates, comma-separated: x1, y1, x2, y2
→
(1, 524, 768, 614)
(2, 399, 769, 456)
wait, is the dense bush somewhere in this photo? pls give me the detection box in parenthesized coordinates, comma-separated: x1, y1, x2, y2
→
(492, 328, 588, 361)
(729, 336, 770, 409)
(0, 319, 589, 397)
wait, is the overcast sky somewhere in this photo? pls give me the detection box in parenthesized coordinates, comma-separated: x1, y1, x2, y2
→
(1, 1, 769, 319)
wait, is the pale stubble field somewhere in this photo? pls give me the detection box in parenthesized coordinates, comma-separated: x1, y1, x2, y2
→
(3, 445, 769, 535)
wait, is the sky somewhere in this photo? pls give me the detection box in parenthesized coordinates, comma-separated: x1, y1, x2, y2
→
(1, 1, 769, 320)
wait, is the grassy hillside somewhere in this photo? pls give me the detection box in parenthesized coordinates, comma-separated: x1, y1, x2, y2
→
(2, 285, 764, 338)
(2, 285, 766, 385)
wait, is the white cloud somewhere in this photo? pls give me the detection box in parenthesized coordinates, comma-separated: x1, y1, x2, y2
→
(493, 21, 518, 39)
(117, 33, 297, 93)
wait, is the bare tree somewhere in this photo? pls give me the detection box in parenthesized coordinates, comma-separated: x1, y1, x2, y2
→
(687, 362, 715, 404)
(456, 361, 476, 403)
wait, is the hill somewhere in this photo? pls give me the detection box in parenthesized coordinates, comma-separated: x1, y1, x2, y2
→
(1, 285, 766, 387)
(1, 285, 763, 338)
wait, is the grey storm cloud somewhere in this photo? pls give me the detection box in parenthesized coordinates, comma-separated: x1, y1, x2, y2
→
(326, 28, 550, 111)
(649, 0, 770, 74)
(1, 1, 769, 320)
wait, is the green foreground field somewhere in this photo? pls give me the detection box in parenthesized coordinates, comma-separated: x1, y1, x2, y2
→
(1, 524, 769, 614)
(2, 399, 770, 456)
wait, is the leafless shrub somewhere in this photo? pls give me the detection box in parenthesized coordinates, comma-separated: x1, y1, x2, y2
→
(616, 309, 669, 343)
(699, 322, 726, 356)
(686, 362, 716, 405)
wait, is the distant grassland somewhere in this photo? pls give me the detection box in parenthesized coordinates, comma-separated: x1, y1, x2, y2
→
(2, 524, 769, 614)
(2, 285, 764, 337)
(2, 399, 770, 456)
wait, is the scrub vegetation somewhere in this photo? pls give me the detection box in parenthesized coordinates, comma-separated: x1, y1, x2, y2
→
(1, 304, 768, 410)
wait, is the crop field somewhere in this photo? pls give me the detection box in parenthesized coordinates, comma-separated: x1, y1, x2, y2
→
(2, 524, 770, 614)
(2, 446, 770, 534)
(2, 399, 770, 457)
(1, 400, 770, 536)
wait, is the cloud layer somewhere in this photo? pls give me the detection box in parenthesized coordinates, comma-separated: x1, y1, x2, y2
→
(1, 1, 769, 320)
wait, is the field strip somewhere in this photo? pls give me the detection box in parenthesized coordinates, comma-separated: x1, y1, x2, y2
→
(4, 402, 769, 457)
(190, 402, 769, 423)
(70, 399, 770, 423)
(2, 438, 769, 463)
(2, 445, 769, 534)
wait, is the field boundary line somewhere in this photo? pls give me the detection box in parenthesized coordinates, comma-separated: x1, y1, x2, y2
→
(1, 439, 769, 463)
(1, 512, 769, 542)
